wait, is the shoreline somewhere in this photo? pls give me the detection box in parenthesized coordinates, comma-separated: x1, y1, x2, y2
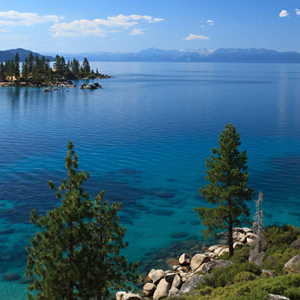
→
(0, 74, 112, 88)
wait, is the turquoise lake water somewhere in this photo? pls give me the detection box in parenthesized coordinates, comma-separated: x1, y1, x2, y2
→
(1, 62, 300, 299)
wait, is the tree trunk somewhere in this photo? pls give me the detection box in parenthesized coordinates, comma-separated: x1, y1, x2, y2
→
(228, 213, 234, 257)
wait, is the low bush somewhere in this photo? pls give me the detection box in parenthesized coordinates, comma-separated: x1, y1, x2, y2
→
(263, 247, 300, 275)
(216, 244, 250, 264)
(234, 271, 257, 283)
(180, 274, 300, 300)
(265, 224, 300, 247)
(198, 261, 261, 289)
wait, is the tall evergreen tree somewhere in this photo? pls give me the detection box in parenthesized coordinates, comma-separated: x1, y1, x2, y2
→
(45, 59, 50, 72)
(14, 52, 20, 78)
(82, 57, 90, 74)
(40, 56, 46, 72)
(194, 123, 255, 257)
(10, 58, 14, 81)
(0, 62, 5, 80)
(48, 67, 53, 81)
(24, 142, 139, 300)
(22, 62, 28, 79)
(60, 56, 66, 73)
(28, 52, 34, 73)
(53, 55, 61, 73)
(72, 58, 79, 75)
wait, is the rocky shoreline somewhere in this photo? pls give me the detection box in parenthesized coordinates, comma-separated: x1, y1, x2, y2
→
(0, 74, 112, 88)
(117, 226, 296, 300)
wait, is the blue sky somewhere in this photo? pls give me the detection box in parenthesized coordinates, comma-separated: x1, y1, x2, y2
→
(0, 0, 299, 53)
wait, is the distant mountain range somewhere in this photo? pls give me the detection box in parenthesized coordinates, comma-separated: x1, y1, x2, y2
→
(1, 47, 300, 63)
(42, 47, 300, 63)
(0, 48, 54, 62)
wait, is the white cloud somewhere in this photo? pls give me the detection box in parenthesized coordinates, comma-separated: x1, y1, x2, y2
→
(0, 28, 9, 32)
(183, 33, 210, 40)
(200, 25, 204, 28)
(129, 28, 146, 35)
(296, 9, 300, 15)
(151, 18, 164, 23)
(207, 20, 214, 23)
(0, 10, 62, 27)
(209, 22, 214, 25)
(50, 14, 163, 37)
(279, 10, 289, 17)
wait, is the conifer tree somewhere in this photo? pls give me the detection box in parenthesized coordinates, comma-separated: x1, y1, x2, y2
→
(24, 142, 139, 300)
(40, 56, 46, 72)
(54, 55, 61, 73)
(14, 52, 20, 78)
(28, 52, 34, 73)
(0, 62, 5, 80)
(194, 123, 255, 257)
(22, 62, 28, 79)
(45, 59, 50, 72)
(82, 58, 90, 74)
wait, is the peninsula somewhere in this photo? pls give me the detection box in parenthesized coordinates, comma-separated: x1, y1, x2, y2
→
(0, 52, 112, 88)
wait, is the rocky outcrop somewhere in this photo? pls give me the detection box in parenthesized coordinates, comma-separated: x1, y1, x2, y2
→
(178, 253, 190, 265)
(249, 252, 265, 268)
(201, 260, 233, 274)
(153, 279, 171, 300)
(116, 292, 141, 300)
(284, 255, 300, 269)
(269, 294, 290, 300)
(139, 227, 256, 298)
(80, 83, 102, 89)
(178, 275, 204, 295)
(150, 269, 165, 285)
(190, 254, 211, 271)
(290, 238, 300, 249)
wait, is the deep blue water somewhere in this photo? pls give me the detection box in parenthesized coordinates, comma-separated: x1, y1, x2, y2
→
(1, 62, 300, 299)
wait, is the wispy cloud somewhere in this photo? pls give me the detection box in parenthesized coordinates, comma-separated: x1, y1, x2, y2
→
(50, 14, 163, 37)
(0, 10, 62, 27)
(279, 10, 289, 17)
(183, 33, 210, 41)
(207, 19, 214, 25)
(296, 9, 300, 16)
(129, 28, 146, 35)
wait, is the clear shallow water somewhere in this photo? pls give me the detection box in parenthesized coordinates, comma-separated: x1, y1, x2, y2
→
(1, 62, 300, 298)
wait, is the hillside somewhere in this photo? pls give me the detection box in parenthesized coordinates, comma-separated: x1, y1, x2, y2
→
(41, 47, 300, 63)
(0, 48, 54, 62)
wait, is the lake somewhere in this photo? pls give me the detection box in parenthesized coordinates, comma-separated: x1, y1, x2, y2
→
(0, 62, 300, 299)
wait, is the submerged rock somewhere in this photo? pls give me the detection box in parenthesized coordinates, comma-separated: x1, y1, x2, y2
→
(3, 273, 21, 281)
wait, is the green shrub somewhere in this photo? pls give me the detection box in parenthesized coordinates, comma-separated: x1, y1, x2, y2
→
(265, 224, 300, 247)
(216, 244, 250, 264)
(181, 274, 300, 300)
(234, 271, 257, 283)
(198, 261, 261, 289)
(263, 247, 300, 275)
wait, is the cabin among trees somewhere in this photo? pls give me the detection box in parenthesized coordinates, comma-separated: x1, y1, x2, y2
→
(0, 52, 101, 83)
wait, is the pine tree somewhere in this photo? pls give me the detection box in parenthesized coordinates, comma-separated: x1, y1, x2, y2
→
(48, 67, 53, 81)
(40, 56, 46, 72)
(45, 59, 50, 72)
(82, 58, 90, 74)
(72, 59, 79, 76)
(14, 52, 20, 78)
(0, 62, 5, 80)
(22, 62, 28, 79)
(194, 123, 255, 257)
(24, 142, 139, 300)
(54, 55, 61, 73)
(59, 56, 66, 73)
(28, 53, 34, 73)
